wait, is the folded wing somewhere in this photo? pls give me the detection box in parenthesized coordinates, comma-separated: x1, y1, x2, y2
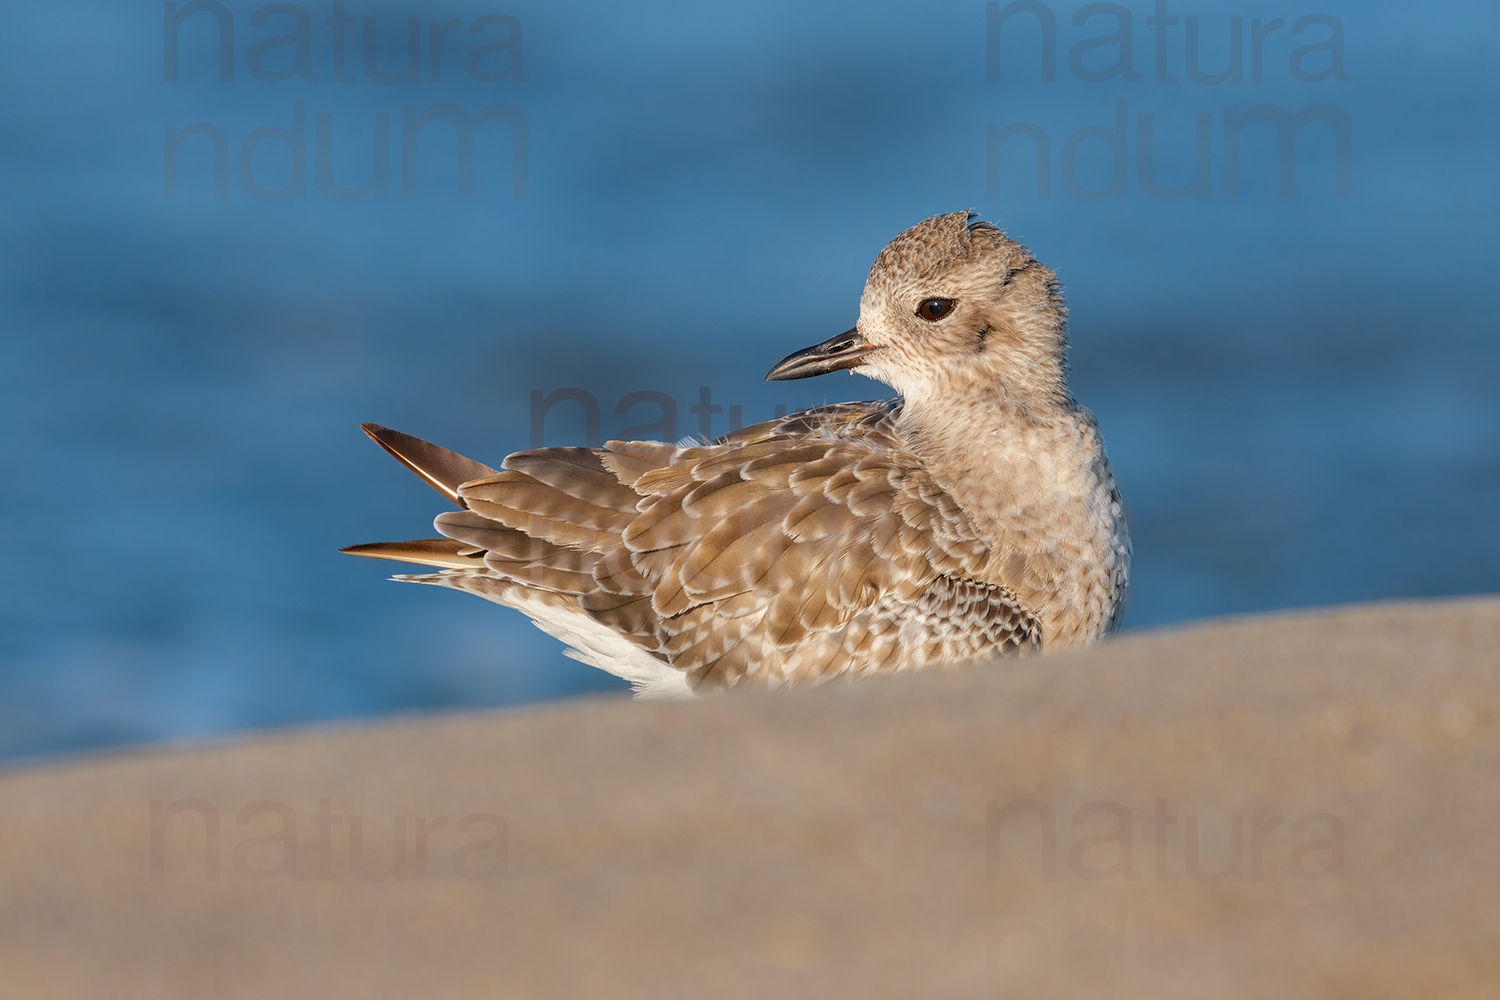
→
(346, 403, 1039, 693)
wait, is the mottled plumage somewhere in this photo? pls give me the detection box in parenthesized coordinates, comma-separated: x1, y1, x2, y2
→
(345, 211, 1130, 696)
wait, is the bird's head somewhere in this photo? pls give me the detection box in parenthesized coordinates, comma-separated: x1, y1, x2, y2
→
(767, 210, 1069, 411)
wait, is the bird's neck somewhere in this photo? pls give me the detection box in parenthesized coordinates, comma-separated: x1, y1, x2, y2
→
(896, 386, 1122, 647)
(897, 386, 1073, 472)
(897, 388, 1079, 535)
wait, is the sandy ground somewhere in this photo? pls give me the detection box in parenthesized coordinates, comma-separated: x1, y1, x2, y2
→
(1, 597, 1498, 998)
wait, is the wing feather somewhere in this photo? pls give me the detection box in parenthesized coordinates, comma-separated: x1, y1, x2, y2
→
(359, 424, 498, 505)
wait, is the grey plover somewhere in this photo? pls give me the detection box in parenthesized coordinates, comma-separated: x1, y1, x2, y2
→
(345, 211, 1130, 696)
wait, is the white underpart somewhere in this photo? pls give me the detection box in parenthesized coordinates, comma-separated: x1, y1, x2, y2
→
(432, 580, 695, 699)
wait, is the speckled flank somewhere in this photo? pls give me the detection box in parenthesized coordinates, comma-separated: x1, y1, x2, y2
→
(346, 210, 1130, 693)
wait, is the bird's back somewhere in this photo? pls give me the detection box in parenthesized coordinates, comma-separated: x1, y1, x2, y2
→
(346, 401, 1043, 695)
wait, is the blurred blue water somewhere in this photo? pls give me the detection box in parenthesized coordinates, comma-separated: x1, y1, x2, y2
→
(1, 0, 1497, 762)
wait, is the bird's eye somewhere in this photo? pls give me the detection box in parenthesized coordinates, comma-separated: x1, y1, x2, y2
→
(916, 298, 955, 321)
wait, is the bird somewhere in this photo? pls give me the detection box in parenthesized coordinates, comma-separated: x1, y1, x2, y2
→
(343, 210, 1130, 698)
